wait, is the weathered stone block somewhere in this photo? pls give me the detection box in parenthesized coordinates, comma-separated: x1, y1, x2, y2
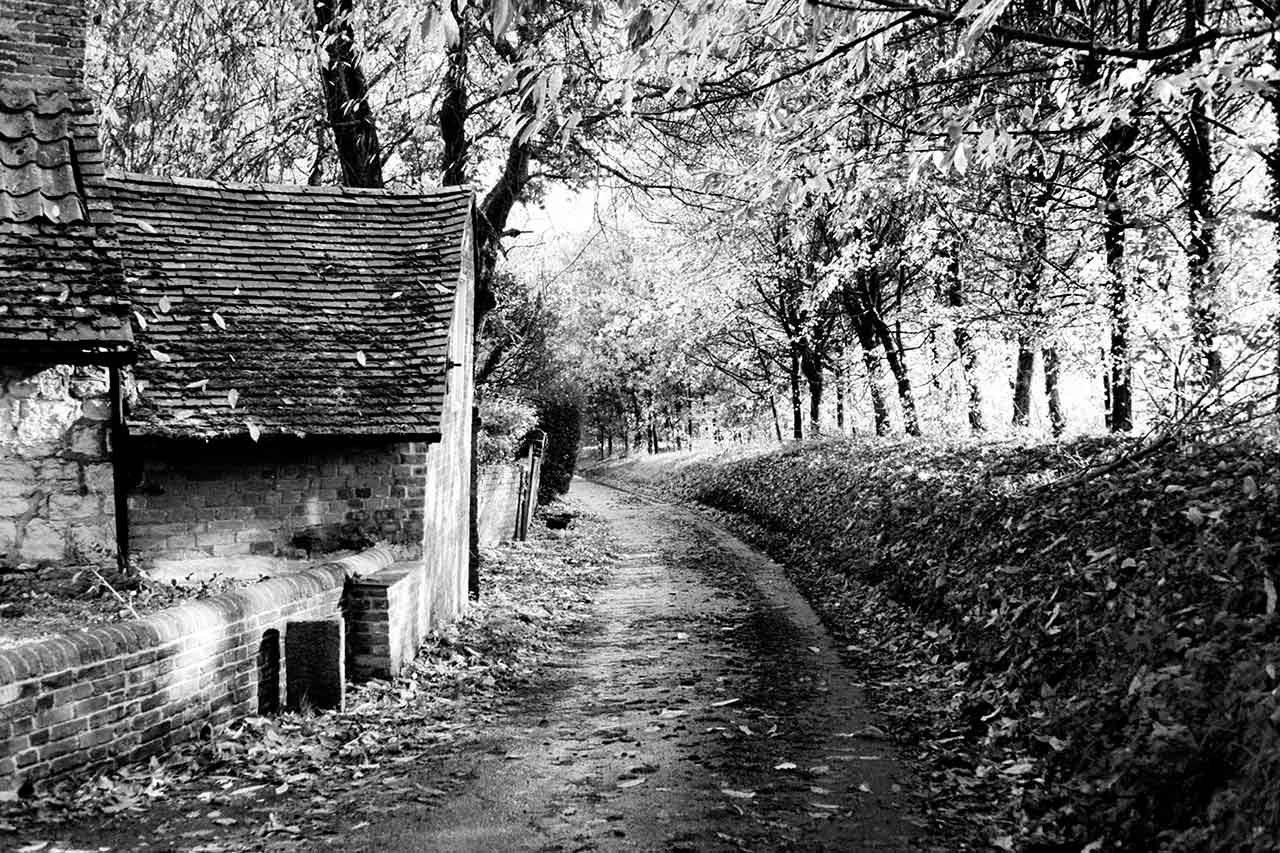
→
(0, 479, 30, 499)
(0, 520, 17, 555)
(285, 620, 345, 712)
(82, 463, 113, 494)
(79, 399, 111, 422)
(48, 493, 99, 522)
(0, 462, 36, 482)
(66, 423, 106, 460)
(0, 497, 30, 518)
(19, 519, 65, 562)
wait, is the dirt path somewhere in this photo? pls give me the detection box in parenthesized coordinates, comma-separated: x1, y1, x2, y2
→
(354, 480, 925, 852)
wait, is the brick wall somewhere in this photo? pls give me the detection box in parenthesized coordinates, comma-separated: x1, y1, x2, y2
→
(0, 365, 117, 567)
(476, 464, 522, 546)
(0, 562, 347, 791)
(0, 0, 86, 88)
(128, 438, 434, 568)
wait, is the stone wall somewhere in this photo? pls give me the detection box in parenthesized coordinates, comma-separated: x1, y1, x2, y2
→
(0, 561, 347, 791)
(0, 364, 117, 567)
(127, 438, 433, 569)
(476, 464, 523, 547)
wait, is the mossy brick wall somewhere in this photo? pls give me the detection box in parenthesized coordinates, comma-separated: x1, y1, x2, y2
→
(0, 365, 117, 567)
(128, 438, 434, 566)
(0, 563, 346, 791)
(476, 464, 522, 547)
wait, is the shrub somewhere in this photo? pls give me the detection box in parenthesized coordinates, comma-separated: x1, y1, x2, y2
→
(476, 394, 538, 467)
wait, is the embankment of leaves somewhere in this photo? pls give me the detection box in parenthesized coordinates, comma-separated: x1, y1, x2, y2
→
(603, 436, 1280, 851)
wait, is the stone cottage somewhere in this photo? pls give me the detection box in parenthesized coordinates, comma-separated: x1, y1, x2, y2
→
(0, 0, 134, 567)
(107, 174, 476, 626)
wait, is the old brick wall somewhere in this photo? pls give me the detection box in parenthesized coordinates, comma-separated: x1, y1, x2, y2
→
(0, 563, 346, 790)
(476, 464, 522, 547)
(0, 0, 86, 88)
(128, 438, 433, 567)
(0, 365, 117, 567)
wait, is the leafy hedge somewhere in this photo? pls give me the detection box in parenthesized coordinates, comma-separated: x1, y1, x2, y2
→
(663, 437, 1279, 850)
(476, 394, 538, 467)
(533, 397, 582, 505)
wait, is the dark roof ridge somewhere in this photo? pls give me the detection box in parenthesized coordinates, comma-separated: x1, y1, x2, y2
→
(109, 172, 475, 201)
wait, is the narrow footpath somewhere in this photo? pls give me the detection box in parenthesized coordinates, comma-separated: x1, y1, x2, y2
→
(356, 480, 925, 852)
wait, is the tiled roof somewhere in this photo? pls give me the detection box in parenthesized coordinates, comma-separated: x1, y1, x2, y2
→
(0, 86, 132, 360)
(108, 174, 474, 440)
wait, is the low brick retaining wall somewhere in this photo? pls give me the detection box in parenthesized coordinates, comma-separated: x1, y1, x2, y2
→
(0, 550, 386, 792)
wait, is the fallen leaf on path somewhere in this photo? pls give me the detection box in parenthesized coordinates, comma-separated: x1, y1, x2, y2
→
(710, 697, 740, 708)
(774, 761, 797, 770)
(835, 725, 888, 739)
(617, 778, 646, 789)
(720, 789, 756, 799)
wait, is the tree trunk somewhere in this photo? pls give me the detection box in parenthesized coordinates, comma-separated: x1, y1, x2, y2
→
(314, 0, 384, 188)
(788, 352, 803, 440)
(1012, 155, 1049, 430)
(850, 317, 891, 436)
(439, 1, 468, 187)
(873, 315, 920, 437)
(1183, 0, 1222, 387)
(1044, 347, 1065, 436)
(769, 395, 783, 443)
(1102, 347, 1114, 431)
(1272, 37, 1280, 411)
(1102, 121, 1136, 431)
(799, 348, 823, 436)
(835, 361, 845, 433)
(1012, 341, 1036, 427)
(945, 237, 984, 432)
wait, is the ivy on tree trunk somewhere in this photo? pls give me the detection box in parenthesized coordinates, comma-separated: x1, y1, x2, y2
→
(314, 0, 383, 188)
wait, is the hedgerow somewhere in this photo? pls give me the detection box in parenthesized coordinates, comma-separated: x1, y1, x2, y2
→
(664, 436, 1280, 850)
(533, 396, 582, 505)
